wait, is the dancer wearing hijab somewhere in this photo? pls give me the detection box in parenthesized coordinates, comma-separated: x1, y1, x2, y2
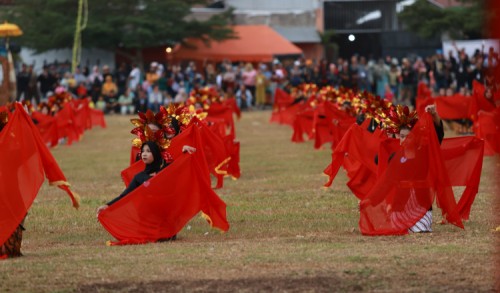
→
(97, 141, 167, 214)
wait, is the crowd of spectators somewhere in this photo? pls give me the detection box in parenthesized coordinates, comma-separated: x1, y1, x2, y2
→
(15, 43, 499, 114)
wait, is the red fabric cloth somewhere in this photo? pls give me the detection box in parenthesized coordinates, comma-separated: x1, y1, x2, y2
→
(270, 88, 300, 126)
(323, 119, 387, 200)
(474, 108, 500, 155)
(72, 99, 93, 133)
(417, 94, 475, 120)
(440, 136, 484, 220)
(99, 124, 229, 245)
(322, 101, 356, 149)
(54, 104, 80, 145)
(434, 94, 473, 120)
(90, 108, 107, 128)
(207, 103, 236, 140)
(32, 111, 59, 148)
(359, 114, 463, 235)
(469, 81, 496, 119)
(1, 103, 79, 248)
(291, 108, 315, 143)
(223, 98, 241, 120)
(417, 82, 432, 99)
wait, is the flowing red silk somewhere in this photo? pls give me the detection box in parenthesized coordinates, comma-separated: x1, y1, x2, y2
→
(32, 111, 59, 148)
(359, 115, 464, 235)
(470, 81, 495, 118)
(322, 101, 356, 149)
(1, 103, 79, 249)
(207, 103, 236, 140)
(270, 89, 303, 126)
(291, 108, 316, 143)
(474, 108, 500, 155)
(223, 98, 241, 120)
(417, 95, 473, 120)
(99, 123, 229, 245)
(54, 104, 80, 145)
(270, 88, 295, 124)
(90, 108, 107, 128)
(323, 119, 387, 200)
(440, 136, 484, 220)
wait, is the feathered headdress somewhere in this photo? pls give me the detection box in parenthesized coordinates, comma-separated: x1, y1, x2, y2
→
(38, 101, 51, 112)
(382, 105, 418, 134)
(299, 83, 318, 97)
(360, 92, 392, 124)
(21, 100, 35, 114)
(186, 87, 221, 110)
(48, 89, 73, 111)
(130, 109, 173, 152)
(130, 104, 203, 160)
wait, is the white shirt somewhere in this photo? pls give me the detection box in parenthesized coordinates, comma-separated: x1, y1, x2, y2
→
(129, 67, 141, 90)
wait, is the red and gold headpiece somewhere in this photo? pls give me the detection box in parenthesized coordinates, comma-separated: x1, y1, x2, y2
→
(48, 90, 73, 111)
(21, 100, 35, 114)
(360, 92, 392, 123)
(130, 109, 173, 155)
(186, 87, 222, 110)
(383, 105, 418, 134)
(299, 83, 318, 97)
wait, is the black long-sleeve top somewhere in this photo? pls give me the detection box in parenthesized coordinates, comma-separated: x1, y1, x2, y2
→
(107, 163, 169, 206)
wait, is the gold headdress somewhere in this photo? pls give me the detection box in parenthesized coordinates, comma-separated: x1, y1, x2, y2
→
(382, 105, 418, 134)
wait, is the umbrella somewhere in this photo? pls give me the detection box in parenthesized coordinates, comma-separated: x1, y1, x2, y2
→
(0, 21, 23, 38)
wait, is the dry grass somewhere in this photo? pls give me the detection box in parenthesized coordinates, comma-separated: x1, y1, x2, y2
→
(0, 111, 498, 292)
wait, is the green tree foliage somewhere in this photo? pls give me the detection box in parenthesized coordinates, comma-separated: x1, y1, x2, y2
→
(398, 0, 485, 40)
(6, 0, 235, 57)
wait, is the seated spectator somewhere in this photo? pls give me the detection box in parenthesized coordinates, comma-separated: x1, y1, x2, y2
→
(96, 96, 106, 112)
(118, 88, 136, 115)
(235, 84, 253, 110)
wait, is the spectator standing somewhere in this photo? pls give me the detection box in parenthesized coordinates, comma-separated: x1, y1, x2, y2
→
(27, 65, 40, 104)
(400, 58, 416, 106)
(115, 63, 129, 96)
(128, 63, 141, 92)
(16, 64, 30, 101)
(37, 66, 57, 99)
(242, 63, 257, 105)
(255, 67, 267, 108)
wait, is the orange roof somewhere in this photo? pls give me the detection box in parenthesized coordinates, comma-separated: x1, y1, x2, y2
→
(173, 25, 303, 62)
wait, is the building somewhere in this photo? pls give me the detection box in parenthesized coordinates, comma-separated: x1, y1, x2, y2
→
(321, 0, 466, 59)
(192, 0, 324, 61)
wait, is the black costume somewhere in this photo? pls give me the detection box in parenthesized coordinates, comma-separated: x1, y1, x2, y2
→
(108, 141, 167, 206)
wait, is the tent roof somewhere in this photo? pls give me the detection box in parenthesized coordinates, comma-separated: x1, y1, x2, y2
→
(173, 25, 303, 62)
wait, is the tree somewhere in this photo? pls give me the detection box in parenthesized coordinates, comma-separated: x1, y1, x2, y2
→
(8, 0, 235, 66)
(319, 30, 339, 62)
(398, 0, 485, 40)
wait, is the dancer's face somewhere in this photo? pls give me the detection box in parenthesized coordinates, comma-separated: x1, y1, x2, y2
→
(141, 144, 154, 165)
(399, 128, 410, 145)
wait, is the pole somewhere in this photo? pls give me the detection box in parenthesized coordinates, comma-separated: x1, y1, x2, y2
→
(72, 0, 86, 74)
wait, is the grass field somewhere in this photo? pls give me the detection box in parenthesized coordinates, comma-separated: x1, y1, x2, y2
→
(1, 110, 498, 292)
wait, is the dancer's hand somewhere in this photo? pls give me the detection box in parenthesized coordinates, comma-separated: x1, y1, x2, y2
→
(182, 145, 197, 154)
(96, 205, 109, 217)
